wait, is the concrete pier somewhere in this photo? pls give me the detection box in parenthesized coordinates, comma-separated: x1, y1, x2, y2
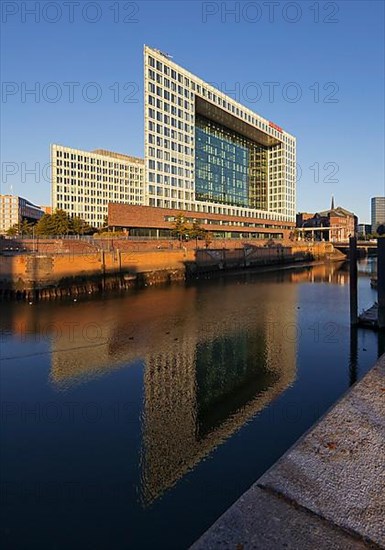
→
(192, 355, 385, 549)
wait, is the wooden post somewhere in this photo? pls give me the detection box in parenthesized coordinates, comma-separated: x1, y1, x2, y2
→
(349, 326, 358, 386)
(377, 237, 385, 329)
(349, 236, 358, 326)
(117, 248, 123, 288)
(101, 250, 106, 291)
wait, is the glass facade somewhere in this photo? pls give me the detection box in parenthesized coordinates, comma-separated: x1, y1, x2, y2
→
(195, 116, 268, 209)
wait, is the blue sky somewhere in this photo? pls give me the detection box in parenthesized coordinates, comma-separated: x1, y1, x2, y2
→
(1, 0, 384, 223)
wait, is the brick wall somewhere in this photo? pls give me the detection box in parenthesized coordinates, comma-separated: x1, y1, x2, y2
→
(108, 203, 294, 238)
(0, 242, 339, 296)
(0, 249, 195, 290)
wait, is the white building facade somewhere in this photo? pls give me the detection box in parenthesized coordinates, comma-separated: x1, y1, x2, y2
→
(144, 45, 296, 223)
(51, 146, 145, 228)
(0, 195, 44, 234)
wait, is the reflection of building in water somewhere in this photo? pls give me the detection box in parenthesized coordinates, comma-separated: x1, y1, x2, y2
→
(290, 262, 348, 285)
(3, 280, 298, 504)
(2, 290, 196, 389)
(140, 283, 298, 504)
(48, 290, 194, 388)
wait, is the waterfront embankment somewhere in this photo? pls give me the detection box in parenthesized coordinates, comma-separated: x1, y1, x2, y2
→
(191, 354, 385, 549)
(0, 241, 344, 300)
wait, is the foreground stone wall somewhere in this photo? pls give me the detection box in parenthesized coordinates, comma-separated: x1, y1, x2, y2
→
(192, 354, 385, 549)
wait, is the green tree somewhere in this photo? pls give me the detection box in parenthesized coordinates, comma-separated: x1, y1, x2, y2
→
(171, 213, 190, 241)
(6, 220, 34, 237)
(171, 214, 211, 246)
(190, 220, 206, 240)
(204, 231, 212, 248)
(35, 211, 95, 236)
(20, 220, 34, 236)
(6, 224, 18, 237)
(70, 216, 95, 235)
(35, 213, 54, 236)
(189, 219, 208, 248)
(51, 209, 71, 235)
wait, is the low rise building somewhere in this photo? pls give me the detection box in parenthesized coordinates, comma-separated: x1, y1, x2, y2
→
(296, 212, 315, 227)
(296, 203, 356, 242)
(0, 195, 44, 234)
(357, 223, 371, 238)
(108, 203, 294, 241)
(51, 145, 145, 228)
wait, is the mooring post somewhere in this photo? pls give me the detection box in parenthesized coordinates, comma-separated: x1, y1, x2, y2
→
(117, 248, 123, 288)
(349, 236, 358, 326)
(349, 326, 358, 386)
(377, 237, 385, 329)
(100, 249, 106, 291)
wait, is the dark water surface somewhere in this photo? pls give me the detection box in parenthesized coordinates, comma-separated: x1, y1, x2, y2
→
(0, 259, 381, 549)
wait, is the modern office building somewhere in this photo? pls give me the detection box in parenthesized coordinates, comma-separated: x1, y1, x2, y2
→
(0, 194, 44, 234)
(52, 47, 296, 239)
(143, 46, 296, 219)
(110, 46, 296, 240)
(371, 197, 385, 234)
(51, 145, 145, 228)
(357, 223, 371, 237)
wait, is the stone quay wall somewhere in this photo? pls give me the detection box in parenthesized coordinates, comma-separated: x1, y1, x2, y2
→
(0, 242, 342, 301)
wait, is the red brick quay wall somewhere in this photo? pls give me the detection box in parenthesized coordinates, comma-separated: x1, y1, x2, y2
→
(0, 236, 292, 255)
(0, 242, 343, 301)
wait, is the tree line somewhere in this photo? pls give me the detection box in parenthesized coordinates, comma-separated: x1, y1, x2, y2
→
(7, 210, 213, 243)
(6, 210, 97, 237)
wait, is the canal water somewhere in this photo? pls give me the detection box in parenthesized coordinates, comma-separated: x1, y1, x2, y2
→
(0, 259, 382, 549)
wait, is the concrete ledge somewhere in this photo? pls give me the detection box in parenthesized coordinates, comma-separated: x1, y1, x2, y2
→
(192, 355, 385, 549)
(191, 485, 367, 549)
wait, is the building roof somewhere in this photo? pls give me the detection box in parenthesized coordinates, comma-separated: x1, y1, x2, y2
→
(92, 149, 144, 164)
(318, 206, 355, 218)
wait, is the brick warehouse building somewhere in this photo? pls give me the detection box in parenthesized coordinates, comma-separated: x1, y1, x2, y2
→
(296, 203, 357, 242)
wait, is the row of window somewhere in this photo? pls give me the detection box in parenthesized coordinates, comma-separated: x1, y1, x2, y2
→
(147, 149, 191, 168)
(147, 54, 296, 148)
(54, 207, 105, 221)
(55, 150, 143, 168)
(147, 196, 290, 221)
(56, 160, 142, 173)
(56, 196, 139, 204)
(56, 181, 143, 193)
(164, 215, 291, 230)
(148, 69, 194, 103)
(148, 93, 192, 119)
(55, 173, 141, 182)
